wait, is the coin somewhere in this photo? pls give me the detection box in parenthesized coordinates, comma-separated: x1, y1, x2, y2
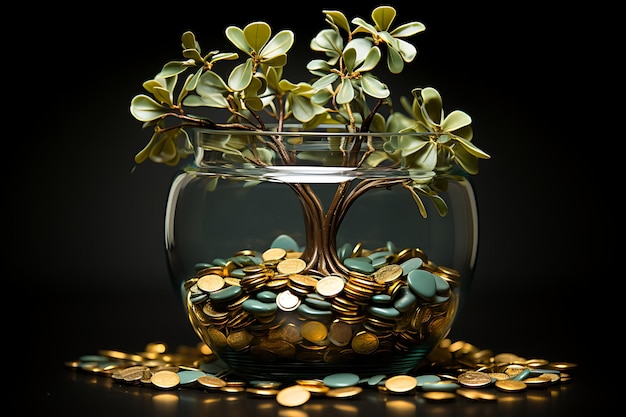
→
(151, 370, 180, 389)
(316, 275, 345, 297)
(276, 384, 312, 407)
(384, 375, 417, 393)
(351, 331, 379, 354)
(277, 258, 306, 274)
(494, 379, 527, 392)
(457, 371, 492, 387)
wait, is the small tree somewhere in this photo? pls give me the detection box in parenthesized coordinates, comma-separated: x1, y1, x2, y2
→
(130, 5, 490, 276)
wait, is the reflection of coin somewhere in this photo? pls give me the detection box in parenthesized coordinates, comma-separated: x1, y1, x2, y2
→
(328, 320, 352, 347)
(457, 371, 492, 387)
(301, 321, 328, 343)
(351, 331, 379, 354)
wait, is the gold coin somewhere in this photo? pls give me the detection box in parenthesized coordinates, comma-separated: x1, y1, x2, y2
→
(328, 320, 353, 347)
(197, 375, 227, 389)
(276, 384, 312, 407)
(494, 379, 527, 392)
(384, 375, 417, 393)
(326, 386, 363, 398)
(262, 247, 287, 262)
(457, 371, 492, 387)
(277, 258, 307, 275)
(372, 264, 403, 284)
(351, 331, 379, 354)
(316, 275, 345, 297)
(196, 274, 225, 292)
(301, 320, 328, 343)
(151, 370, 180, 389)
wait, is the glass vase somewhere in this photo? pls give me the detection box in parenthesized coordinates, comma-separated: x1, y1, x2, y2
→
(164, 125, 479, 381)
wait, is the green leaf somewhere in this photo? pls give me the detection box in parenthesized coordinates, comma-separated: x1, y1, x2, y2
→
(417, 87, 443, 125)
(357, 46, 381, 72)
(311, 72, 338, 90)
(130, 95, 169, 122)
(225, 26, 251, 54)
(336, 79, 354, 104)
(323, 10, 351, 33)
(261, 53, 287, 68)
(441, 110, 472, 132)
(181, 31, 198, 50)
(430, 194, 449, 217)
(244, 21, 272, 52)
(386, 45, 404, 74)
(182, 48, 203, 62)
(343, 47, 357, 72)
(390, 22, 426, 38)
(183, 94, 228, 108)
(371, 5, 396, 31)
(360, 74, 389, 99)
(453, 135, 491, 159)
(408, 186, 428, 218)
(395, 38, 417, 63)
(351, 17, 377, 36)
(228, 60, 254, 91)
(260, 30, 295, 60)
(453, 145, 479, 175)
(157, 62, 188, 78)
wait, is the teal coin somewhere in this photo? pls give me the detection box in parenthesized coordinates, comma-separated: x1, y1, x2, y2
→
(256, 290, 277, 302)
(343, 257, 375, 274)
(371, 293, 392, 304)
(210, 285, 242, 301)
(407, 269, 436, 299)
(304, 295, 333, 310)
(433, 274, 450, 293)
(367, 305, 400, 319)
(393, 286, 417, 312)
(422, 381, 459, 392)
(322, 372, 360, 388)
(415, 374, 441, 387)
(271, 234, 300, 252)
(297, 303, 333, 319)
(242, 299, 278, 316)
(177, 370, 206, 385)
(400, 257, 423, 275)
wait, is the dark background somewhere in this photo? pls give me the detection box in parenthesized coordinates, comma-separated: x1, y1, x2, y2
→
(16, 2, 602, 411)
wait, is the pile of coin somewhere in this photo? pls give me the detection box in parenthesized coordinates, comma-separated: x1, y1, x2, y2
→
(183, 235, 462, 374)
(66, 339, 578, 406)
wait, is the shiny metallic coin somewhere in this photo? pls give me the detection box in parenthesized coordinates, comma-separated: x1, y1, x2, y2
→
(196, 274, 225, 293)
(316, 275, 345, 297)
(457, 371, 492, 387)
(151, 370, 180, 389)
(276, 385, 312, 407)
(384, 375, 418, 393)
(326, 386, 363, 398)
(277, 258, 307, 275)
(262, 247, 287, 262)
(373, 264, 403, 284)
(351, 331, 379, 354)
(197, 374, 227, 389)
(494, 379, 527, 392)
(301, 320, 328, 343)
(276, 289, 301, 311)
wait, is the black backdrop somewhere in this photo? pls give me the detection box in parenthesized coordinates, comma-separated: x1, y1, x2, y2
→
(16, 2, 598, 382)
